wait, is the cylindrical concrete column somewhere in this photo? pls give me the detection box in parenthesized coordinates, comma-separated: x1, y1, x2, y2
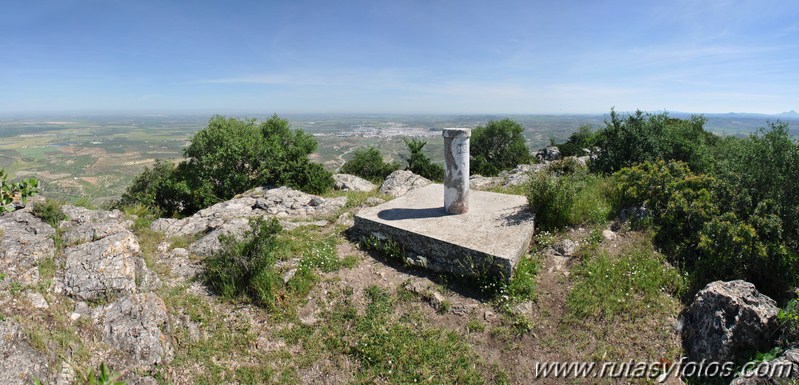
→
(443, 128, 471, 214)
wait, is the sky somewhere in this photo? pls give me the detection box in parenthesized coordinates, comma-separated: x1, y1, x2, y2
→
(1, 0, 798, 115)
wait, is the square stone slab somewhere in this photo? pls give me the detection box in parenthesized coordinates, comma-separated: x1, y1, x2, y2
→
(353, 184, 535, 280)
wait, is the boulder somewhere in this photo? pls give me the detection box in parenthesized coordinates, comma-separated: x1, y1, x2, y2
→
(0, 320, 49, 385)
(379, 170, 431, 198)
(59, 230, 140, 301)
(537, 146, 562, 161)
(554, 239, 579, 257)
(681, 280, 779, 363)
(332, 174, 376, 192)
(0, 210, 55, 288)
(92, 293, 173, 368)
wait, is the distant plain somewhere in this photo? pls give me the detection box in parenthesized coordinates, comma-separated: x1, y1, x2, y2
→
(1, 112, 796, 205)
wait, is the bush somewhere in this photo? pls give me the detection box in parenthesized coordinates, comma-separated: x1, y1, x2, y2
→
(340, 146, 400, 182)
(203, 219, 283, 308)
(402, 138, 443, 182)
(712, 122, 799, 252)
(527, 169, 612, 231)
(120, 115, 333, 217)
(471, 118, 532, 176)
(556, 124, 597, 157)
(31, 200, 67, 228)
(592, 109, 713, 174)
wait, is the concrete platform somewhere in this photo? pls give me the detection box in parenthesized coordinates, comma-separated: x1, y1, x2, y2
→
(353, 184, 535, 280)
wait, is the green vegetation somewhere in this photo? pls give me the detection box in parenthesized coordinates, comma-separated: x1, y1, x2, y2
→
(31, 199, 67, 228)
(555, 124, 597, 157)
(118, 115, 333, 217)
(471, 118, 532, 176)
(402, 138, 444, 182)
(0, 169, 38, 211)
(567, 243, 685, 321)
(203, 219, 283, 308)
(339, 146, 400, 181)
(540, 110, 799, 299)
(592, 109, 714, 174)
(526, 167, 613, 231)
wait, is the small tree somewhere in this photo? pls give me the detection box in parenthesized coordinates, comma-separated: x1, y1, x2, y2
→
(471, 118, 531, 176)
(340, 147, 400, 182)
(0, 169, 38, 211)
(402, 138, 443, 182)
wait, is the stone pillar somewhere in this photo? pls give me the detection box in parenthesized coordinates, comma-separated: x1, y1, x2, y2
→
(443, 128, 471, 214)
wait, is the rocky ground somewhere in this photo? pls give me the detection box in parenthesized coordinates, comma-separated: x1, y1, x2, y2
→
(1, 166, 795, 384)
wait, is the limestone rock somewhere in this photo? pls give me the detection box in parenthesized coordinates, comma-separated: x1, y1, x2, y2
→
(501, 163, 546, 187)
(59, 230, 140, 301)
(602, 229, 617, 241)
(379, 170, 431, 197)
(0, 320, 49, 385)
(537, 146, 562, 161)
(554, 239, 579, 257)
(333, 174, 376, 192)
(0, 210, 55, 288)
(681, 280, 779, 363)
(26, 292, 49, 309)
(151, 186, 345, 239)
(160, 248, 202, 280)
(364, 196, 386, 206)
(92, 293, 173, 368)
(469, 175, 502, 190)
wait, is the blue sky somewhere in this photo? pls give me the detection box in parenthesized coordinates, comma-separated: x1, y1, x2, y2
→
(1, 0, 798, 115)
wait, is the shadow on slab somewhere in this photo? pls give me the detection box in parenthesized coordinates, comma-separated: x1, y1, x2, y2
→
(377, 207, 448, 220)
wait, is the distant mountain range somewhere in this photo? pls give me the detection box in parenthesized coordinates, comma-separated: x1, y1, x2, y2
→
(668, 110, 799, 120)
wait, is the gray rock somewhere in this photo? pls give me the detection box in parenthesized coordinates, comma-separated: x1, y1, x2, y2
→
(55, 361, 75, 385)
(555, 239, 579, 257)
(160, 248, 202, 281)
(730, 348, 799, 384)
(501, 163, 546, 187)
(59, 230, 140, 301)
(379, 170, 431, 197)
(365, 196, 386, 206)
(151, 186, 346, 239)
(0, 320, 49, 385)
(333, 174, 376, 192)
(469, 175, 503, 190)
(135, 258, 162, 292)
(682, 280, 779, 363)
(602, 229, 617, 241)
(25, 292, 49, 309)
(540, 146, 562, 161)
(0, 210, 55, 288)
(62, 220, 129, 246)
(336, 212, 354, 227)
(92, 293, 173, 368)
(188, 217, 250, 257)
(280, 220, 329, 231)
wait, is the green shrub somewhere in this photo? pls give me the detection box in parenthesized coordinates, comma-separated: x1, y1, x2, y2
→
(31, 200, 67, 228)
(402, 138, 444, 182)
(527, 172, 576, 231)
(203, 219, 282, 308)
(0, 169, 38, 211)
(471, 118, 532, 176)
(527, 170, 612, 231)
(120, 115, 333, 217)
(340, 146, 400, 182)
(592, 109, 713, 174)
(556, 124, 597, 157)
(712, 122, 799, 252)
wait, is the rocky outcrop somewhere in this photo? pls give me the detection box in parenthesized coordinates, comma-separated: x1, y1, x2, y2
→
(469, 175, 502, 190)
(59, 230, 140, 301)
(501, 163, 546, 187)
(150, 186, 346, 256)
(379, 170, 431, 197)
(333, 174, 376, 192)
(60, 205, 132, 246)
(92, 293, 173, 368)
(0, 210, 55, 288)
(0, 320, 49, 385)
(681, 280, 779, 363)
